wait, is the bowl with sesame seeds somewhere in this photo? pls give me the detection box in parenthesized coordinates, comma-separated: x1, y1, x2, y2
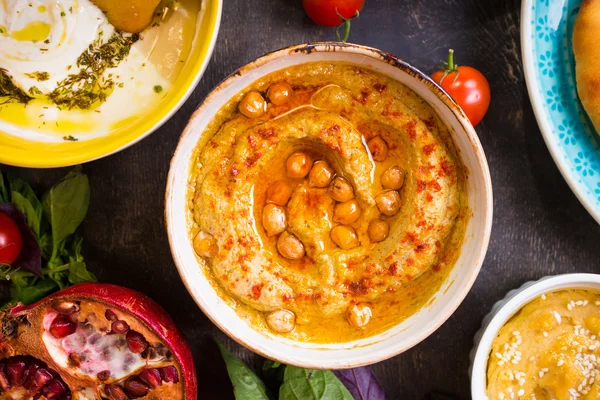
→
(471, 273, 600, 399)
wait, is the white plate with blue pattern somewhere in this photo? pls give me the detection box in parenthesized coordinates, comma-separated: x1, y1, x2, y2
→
(522, 0, 600, 223)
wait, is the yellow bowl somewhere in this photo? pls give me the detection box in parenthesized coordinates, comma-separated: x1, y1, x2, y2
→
(0, 0, 222, 168)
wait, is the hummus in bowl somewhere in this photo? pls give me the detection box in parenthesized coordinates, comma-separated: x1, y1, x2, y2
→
(471, 274, 600, 400)
(166, 43, 493, 368)
(0, 0, 221, 167)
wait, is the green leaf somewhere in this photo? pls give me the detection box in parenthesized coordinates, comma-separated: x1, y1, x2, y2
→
(279, 367, 353, 400)
(7, 173, 42, 212)
(217, 341, 270, 400)
(11, 191, 42, 238)
(10, 278, 57, 305)
(68, 261, 95, 284)
(263, 360, 282, 371)
(42, 170, 89, 261)
(0, 172, 7, 203)
(39, 233, 53, 260)
(69, 236, 84, 263)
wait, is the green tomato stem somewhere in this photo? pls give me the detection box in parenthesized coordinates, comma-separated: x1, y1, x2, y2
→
(335, 9, 359, 43)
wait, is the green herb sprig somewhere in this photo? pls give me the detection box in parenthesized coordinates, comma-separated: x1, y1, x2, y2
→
(0, 169, 95, 306)
(218, 342, 353, 400)
(0, 68, 33, 105)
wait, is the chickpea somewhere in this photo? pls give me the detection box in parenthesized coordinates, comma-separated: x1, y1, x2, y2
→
(266, 309, 296, 333)
(376, 190, 401, 216)
(267, 81, 293, 106)
(193, 231, 218, 258)
(381, 165, 405, 190)
(346, 304, 372, 330)
(330, 225, 359, 250)
(239, 91, 266, 118)
(286, 152, 313, 179)
(328, 177, 355, 202)
(277, 231, 305, 260)
(308, 160, 334, 188)
(367, 136, 388, 162)
(368, 218, 390, 243)
(262, 204, 287, 236)
(333, 200, 361, 225)
(267, 180, 293, 206)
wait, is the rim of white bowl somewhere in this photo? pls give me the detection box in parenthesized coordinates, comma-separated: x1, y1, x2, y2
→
(471, 273, 600, 397)
(521, 0, 600, 225)
(166, 42, 493, 369)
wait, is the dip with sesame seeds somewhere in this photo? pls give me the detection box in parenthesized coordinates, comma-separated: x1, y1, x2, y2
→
(187, 61, 469, 343)
(487, 290, 600, 400)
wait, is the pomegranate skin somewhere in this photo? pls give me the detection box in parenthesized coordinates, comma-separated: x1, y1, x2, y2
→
(9, 283, 198, 400)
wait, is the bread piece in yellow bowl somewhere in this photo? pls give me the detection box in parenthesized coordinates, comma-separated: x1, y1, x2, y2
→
(574, 0, 600, 133)
(0, 0, 221, 167)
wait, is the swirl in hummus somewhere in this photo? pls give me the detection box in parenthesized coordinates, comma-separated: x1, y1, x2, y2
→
(188, 62, 469, 342)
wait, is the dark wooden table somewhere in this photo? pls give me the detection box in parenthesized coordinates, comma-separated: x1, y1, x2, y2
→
(5, 0, 600, 398)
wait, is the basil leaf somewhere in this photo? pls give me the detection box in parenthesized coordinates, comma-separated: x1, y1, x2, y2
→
(217, 342, 271, 400)
(7, 173, 43, 215)
(68, 261, 95, 284)
(10, 278, 57, 305)
(69, 236, 84, 263)
(39, 233, 53, 260)
(280, 367, 353, 400)
(333, 367, 386, 400)
(0, 172, 7, 203)
(263, 360, 282, 370)
(11, 191, 42, 238)
(42, 170, 89, 261)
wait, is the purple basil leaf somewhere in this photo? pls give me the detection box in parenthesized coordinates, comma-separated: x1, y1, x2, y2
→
(334, 367, 386, 400)
(0, 203, 42, 276)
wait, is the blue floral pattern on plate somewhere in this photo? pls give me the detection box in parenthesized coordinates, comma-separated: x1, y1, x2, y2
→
(523, 0, 600, 221)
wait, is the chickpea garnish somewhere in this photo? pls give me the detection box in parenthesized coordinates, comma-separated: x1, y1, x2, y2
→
(347, 304, 372, 330)
(333, 200, 361, 225)
(262, 204, 287, 236)
(267, 81, 293, 106)
(267, 180, 293, 206)
(286, 152, 313, 179)
(266, 309, 296, 333)
(308, 160, 334, 188)
(330, 225, 359, 250)
(277, 231, 305, 260)
(376, 190, 401, 216)
(193, 231, 218, 258)
(367, 136, 388, 162)
(239, 91, 266, 118)
(368, 218, 390, 243)
(381, 165, 405, 190)
(328, 177, 355, 202)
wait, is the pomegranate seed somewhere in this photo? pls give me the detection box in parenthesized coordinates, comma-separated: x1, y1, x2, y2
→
(105, 384, 129, 400)
(126, 331, 149, 354)
(124, 377, 149, 398)
(42, 379, 67, 400)
(159, 366, 179, 383)
(6, 357, 26, 386)
(49, 315, 77, 339)
(139, 368, 162, 388)
(111, 320, 130, 334)
(52, 301, 79, 315)
(97, 370, 111, 381)
(0, 363, 11, 390)
(105, 309, 118, 321)
(29, 368, 53, 395)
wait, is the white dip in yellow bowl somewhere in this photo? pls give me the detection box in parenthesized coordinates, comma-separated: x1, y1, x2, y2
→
(0, 0, 221, 167)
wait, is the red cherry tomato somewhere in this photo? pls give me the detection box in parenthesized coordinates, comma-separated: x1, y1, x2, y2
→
(0, 212, 23, 264)
(430, 49, 491, 127)
(302, 0, 364, 27)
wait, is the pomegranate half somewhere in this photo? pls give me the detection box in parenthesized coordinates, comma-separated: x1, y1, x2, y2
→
(0, 283, 197, 400)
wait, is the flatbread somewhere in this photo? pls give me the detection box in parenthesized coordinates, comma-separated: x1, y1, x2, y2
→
(573, 0, 600, 132)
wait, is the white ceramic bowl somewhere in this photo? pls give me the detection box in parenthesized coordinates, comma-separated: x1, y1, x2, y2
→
(166, 42, 493, 369)
(470, 273, 600, 398)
